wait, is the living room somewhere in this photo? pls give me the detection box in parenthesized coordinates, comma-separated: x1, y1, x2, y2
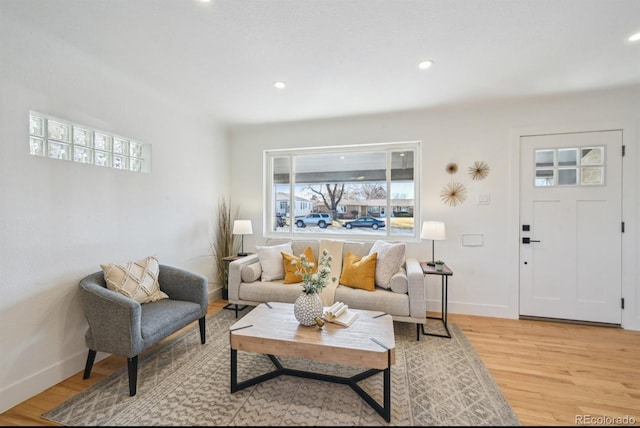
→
(1, 0, 640, 425)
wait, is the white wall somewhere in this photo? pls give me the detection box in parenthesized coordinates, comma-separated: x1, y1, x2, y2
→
(0, 15, 229, 412)
(229, 85, 640, 330)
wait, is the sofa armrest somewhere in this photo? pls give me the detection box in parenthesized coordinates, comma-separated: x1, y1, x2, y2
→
(158, 265, 208, 317)
(405, 257, 427, 320)
(79, 272, 142, 357)
(228, 254, 260, 301)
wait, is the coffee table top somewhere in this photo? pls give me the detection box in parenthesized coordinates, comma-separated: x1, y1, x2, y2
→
(229, 302, 395, 370)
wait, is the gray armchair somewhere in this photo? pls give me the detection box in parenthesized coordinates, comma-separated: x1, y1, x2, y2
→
(79, 265, 208, 396)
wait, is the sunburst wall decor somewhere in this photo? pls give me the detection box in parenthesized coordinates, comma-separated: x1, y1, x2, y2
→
(440, 181, 468, 207)
(468, 161, 490, 181)
(446, 162, 459, 175)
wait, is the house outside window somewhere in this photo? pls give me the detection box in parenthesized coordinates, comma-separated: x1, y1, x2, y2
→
(265, 141, 421, 241)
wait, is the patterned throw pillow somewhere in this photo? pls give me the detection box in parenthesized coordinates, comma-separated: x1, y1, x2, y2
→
(282, 246, 316, 284)
(339, 251, 377, 291)
(369, 240, 406, 289)
(101, 256, 168, 304)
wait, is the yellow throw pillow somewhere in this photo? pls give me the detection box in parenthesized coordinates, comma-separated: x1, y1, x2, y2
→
(101, 256, 168, 303)
(339, 251, 377, 291)
(282, 246, 316, 284)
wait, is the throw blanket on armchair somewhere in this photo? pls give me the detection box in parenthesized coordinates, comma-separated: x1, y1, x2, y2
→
(319, 239, 344, 306)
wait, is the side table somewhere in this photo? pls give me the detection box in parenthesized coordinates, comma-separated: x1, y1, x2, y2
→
(420, 261, 453, 339)
(222, 254, 252, 317)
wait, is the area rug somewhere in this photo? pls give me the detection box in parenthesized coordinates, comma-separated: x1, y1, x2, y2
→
(42, 308, 520, 426)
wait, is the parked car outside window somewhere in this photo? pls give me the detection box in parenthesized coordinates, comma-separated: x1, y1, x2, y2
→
(342, 216, 386, 230)
(295, 213, 333, 228)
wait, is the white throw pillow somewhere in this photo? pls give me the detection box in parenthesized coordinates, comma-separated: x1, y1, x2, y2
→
(101, 256, 169, 304)
(256, 242, 293, 281)
(369, 240, 406, 289)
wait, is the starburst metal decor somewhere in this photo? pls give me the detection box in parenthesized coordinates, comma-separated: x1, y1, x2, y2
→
(440, 181, 468, 207)
(445, 162, 459, 175)
(468, 161, 490, 181)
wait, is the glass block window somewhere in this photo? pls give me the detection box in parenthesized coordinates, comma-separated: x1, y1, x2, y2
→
(534, 146, 604, 187)
(28, 111, 150, 173)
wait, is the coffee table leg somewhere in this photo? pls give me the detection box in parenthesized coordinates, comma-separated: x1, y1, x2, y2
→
(384, 351, 391, 421)
(230, 348, 238, 393)
(231, 350, 392, 422)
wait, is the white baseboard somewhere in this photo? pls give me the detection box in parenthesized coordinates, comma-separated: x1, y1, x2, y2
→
(0, 349, 104, 414)
(426, 299, 518, 320)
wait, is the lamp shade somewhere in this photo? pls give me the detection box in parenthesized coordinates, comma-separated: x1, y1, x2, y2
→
(421, 221, 446, 241)
(232, 220, 253, 235)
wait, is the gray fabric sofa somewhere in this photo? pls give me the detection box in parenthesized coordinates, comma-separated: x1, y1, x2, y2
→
(228, 239, 426, 333)
(78, 265, 208, 396)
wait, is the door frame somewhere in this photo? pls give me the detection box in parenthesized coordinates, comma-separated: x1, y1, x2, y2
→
(508, 120, 638, 330)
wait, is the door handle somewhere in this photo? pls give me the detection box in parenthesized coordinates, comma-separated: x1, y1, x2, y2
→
(522, 237, 541, 244)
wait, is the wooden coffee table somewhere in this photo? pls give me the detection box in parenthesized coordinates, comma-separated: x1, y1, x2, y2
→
(229, 302, 396, 422)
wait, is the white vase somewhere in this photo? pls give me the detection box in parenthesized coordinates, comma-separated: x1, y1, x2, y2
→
(294, 292, 324, 326)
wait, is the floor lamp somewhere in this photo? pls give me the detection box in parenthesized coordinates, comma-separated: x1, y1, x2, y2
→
(233, 220, 253, 256)
(421, 221, 446, 266)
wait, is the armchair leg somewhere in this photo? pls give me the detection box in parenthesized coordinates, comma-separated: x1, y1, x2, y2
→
(127, 356, 138, 396)
(83, 349, 97, 379)
(198, 317, 206, 344)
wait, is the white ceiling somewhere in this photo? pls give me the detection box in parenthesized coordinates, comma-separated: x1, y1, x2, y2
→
(4, 0, 640, 125)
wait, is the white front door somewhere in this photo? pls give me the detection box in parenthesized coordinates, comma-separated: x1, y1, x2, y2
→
(519, 130, 623, 324)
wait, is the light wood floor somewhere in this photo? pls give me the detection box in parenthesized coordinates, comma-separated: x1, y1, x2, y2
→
(1, 300, 639, 426)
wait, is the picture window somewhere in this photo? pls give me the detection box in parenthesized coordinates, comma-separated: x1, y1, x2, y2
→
(265, 141, 421, 241)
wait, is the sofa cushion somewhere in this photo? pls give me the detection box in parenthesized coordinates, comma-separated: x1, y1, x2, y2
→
(241, 263, 262, 283)
(335, 285, 410, 316)
(256, 242, 293, 281)
(101, 256, 168, 304)
(389, 266, 408, 294)
(339, 251, 377, 291)
(282, 246, 316, 284)
(369, 240, 406, 289)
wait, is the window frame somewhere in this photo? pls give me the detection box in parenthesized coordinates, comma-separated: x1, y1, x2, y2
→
(264, 140, 421, 242)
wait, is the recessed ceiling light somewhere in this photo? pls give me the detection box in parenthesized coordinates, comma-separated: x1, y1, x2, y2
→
(418, 60, 434, 70)
(629, 32, 640, 42)
(273, 81, 286, 89)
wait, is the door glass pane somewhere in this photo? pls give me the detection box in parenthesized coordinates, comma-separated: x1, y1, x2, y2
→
(535, 150, 554, 167)
(558, 148, 577, 166)
(581, 147, 603, 166)
(558, 169, 577, 185)
(581, 167, 604, 185)
(535, 169, 554, 186)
